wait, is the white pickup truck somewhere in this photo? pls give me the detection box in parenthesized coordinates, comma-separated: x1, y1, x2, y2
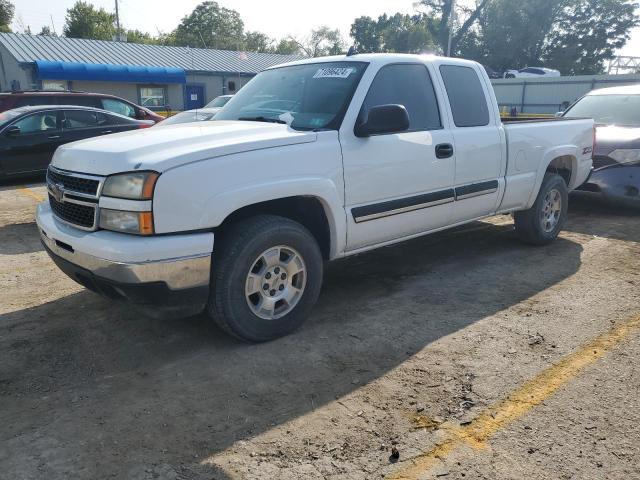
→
(36, 54, 594, 342)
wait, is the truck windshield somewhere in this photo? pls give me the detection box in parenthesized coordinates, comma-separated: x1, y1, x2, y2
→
(564, 94, 640, 126)
(215, 61, 368, 131)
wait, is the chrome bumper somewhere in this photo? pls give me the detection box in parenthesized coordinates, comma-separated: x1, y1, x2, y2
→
(40, 229, 211, 290)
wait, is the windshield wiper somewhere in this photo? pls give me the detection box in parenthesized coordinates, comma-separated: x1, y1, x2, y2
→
(237, 116, 287, 124)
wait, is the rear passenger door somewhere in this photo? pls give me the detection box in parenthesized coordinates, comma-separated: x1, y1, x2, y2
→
(61, 110, 107, 144)
(438, 64, 504, 223)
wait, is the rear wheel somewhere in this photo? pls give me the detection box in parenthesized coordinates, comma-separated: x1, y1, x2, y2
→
(207, 215, 323, 342)
(514, 174, 568, 245)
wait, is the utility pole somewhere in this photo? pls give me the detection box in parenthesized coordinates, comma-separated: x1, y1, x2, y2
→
(114, 0, 122, 41)
(446, 0, 456, 57)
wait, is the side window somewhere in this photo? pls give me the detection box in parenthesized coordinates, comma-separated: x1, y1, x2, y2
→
(12, 112, 59, 134)
(101, 98, 136, 118)
(439, 65, 490, 128)
(361, 63, 441, 131)
(15, 96, 56, 107)
(62, 96, 101, 108)
(63, 110, 98, 129)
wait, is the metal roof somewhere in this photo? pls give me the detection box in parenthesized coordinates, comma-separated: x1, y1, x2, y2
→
(0, 33, 304, 75)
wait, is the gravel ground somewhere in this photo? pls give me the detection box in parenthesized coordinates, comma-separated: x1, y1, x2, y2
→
(0, 178, 638, 480)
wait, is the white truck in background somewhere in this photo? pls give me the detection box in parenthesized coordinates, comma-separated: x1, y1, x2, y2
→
(36, 53, 594, 342)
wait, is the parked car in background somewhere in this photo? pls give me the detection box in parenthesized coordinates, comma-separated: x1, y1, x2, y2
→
(204, 94, 233, 113)
(36, 53, 593, 342)
(158, 108, 219, 126)
(563, 84, 640, 207)
(504, 67, 561, 79)
(0, 105, 153, 179)
(0, 90, 164, 123)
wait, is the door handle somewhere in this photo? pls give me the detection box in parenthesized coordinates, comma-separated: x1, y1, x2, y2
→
(48, 135, 61, 139)
(101, 130, 113, 134)
(435, 143, 454, 159)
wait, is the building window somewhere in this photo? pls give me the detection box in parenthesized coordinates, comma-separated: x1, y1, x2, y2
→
(139, 86, 167, 109)
(227, 81, 236, 92)
(42, 80, 67, 91)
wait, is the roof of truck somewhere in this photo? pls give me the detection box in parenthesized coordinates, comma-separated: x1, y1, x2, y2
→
(588, 84, 640, 95)
(267, 53, 481, 70)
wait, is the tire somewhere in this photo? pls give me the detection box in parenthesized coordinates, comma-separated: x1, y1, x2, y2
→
(207, 215, 323, 342)
(505, 73, 516, 79)
(514, 174, 568, 246)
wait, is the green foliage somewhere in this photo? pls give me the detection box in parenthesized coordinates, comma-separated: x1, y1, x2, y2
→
(351, 13, 436, 53)
(289, 26, 345, 57)
(0, 0, 14, 32)
(545, 0, 639, 75)
(38, 26, 56, 36)
(63, 1, 116, 40)
(244, 31, 273, 53)
(125, 29, 161, 45)
(272, 38, 300, 55)
(173, 1, 244, 49)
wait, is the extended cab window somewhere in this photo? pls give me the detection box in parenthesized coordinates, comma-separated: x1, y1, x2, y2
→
(361, 63, 441, 131)
(439, 65, 490, 127)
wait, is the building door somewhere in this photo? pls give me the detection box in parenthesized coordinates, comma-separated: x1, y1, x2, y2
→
(184, 85, 205, 110)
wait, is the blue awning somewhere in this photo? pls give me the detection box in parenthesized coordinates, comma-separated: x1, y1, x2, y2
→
(35, 60, 186, 84)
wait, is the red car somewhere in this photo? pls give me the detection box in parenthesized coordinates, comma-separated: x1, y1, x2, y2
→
(0, 90, 164, 123)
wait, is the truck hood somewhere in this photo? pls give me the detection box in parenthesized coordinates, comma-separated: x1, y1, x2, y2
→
(51, 121, 317, 176)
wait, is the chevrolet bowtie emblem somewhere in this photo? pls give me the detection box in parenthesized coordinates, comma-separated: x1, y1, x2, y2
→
(49, 182, 65, 203)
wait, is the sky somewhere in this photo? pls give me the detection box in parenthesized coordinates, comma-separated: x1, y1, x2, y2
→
(11, 0, 640, 56)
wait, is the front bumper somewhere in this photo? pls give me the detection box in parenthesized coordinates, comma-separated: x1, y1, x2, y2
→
(36, 202, 215, 313)
(577, 165, 640, 207)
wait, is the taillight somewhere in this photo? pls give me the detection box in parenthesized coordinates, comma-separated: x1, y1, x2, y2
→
(138, 123, 152, 129)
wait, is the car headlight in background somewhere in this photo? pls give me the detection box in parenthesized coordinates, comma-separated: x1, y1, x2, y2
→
(609, 149, 640, 165)
(102, 171, 159, 200)
(99, 209, 154, 235)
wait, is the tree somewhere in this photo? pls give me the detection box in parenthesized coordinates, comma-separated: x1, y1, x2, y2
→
(125, 29, 161, 45)
(290, 26, 345, 57)
(351, 13, 436, 53)
(544, 0, 639, 74)
(0, 0, 14, 33)
(38, 26, 56, 36)
(418, 0, 491, 54)
(244, 31, 273, 53)
(173, 1, 244, 49)
(63, 1, 115, 40)
(272, 38, 301, 55)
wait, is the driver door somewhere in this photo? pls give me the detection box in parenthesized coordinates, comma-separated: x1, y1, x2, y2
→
(340, 63, 455, 251)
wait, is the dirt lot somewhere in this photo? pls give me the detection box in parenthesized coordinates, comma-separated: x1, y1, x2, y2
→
(1, 178, 639, 480)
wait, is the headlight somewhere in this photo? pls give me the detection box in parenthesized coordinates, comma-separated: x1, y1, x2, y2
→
(99, 209, 154, 235)
(609, 149, 640, 165)
(102, 171, 159, 200)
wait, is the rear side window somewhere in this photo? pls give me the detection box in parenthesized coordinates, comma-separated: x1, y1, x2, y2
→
(101, 98, 136, 118)
(361, 63, 441, 131)
(63, 110, 100, 129)
(439, 65, 490, 127)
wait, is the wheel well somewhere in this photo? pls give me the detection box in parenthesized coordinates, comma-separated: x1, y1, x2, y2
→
(546, 155, 574, 186)
(217, 197, 332, 260)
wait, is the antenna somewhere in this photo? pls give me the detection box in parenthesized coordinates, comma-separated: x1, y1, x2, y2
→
(50, 15, 57, 35)
(114, 0, 122, 41)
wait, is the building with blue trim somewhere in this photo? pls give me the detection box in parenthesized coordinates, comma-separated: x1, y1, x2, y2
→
(0, 33, 303, 111)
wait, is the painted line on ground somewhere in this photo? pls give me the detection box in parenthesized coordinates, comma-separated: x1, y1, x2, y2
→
(17, 187, 45, 203)
(390, 314, 640, 479)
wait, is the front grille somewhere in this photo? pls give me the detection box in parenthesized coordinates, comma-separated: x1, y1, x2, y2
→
(49, 194, 96, 229)
(47, 168, 99, 195)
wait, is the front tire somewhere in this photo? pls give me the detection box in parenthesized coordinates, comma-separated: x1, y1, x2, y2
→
(207, 215, 323, 342)
(514, 174, 568, 245)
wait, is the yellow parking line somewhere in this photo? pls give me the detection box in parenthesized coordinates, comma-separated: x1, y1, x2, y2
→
(17, 186, 44, 203)
(391, 314, 640, 479)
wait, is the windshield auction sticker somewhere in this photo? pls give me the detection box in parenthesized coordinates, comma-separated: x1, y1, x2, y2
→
(313, 67, 354, 79)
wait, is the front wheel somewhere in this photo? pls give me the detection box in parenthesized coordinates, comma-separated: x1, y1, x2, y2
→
(514, 174, 568, 245)
(207, 215, 323, 342)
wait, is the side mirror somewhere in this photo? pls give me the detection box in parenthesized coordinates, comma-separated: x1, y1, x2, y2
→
(5, 126, 20, 137)
(355, 104, 410, 138)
